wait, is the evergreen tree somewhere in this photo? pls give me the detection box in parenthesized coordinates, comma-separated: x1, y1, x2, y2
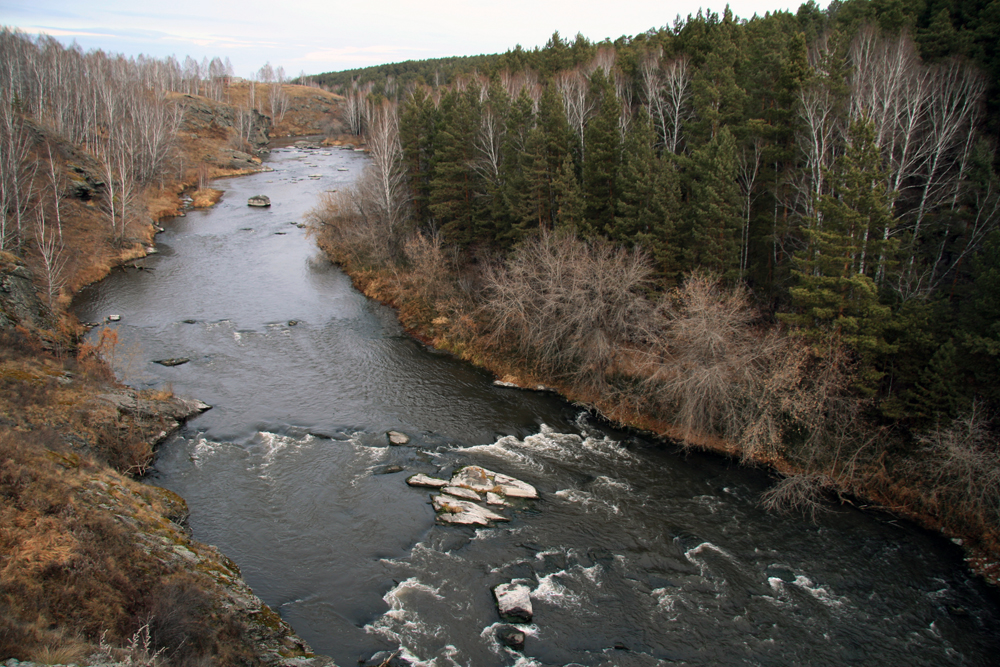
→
(904, 339, 968, 423)
(429, 87, 482, 246)
(683, 126, 741, 279)
(400, 87, 439, 229)
(689, 7, 747, 143)
(552, 154, 585, 231)
(581, 69, 621, 237)
(780, 120, 898, 395)
(613, 108, 681, 280)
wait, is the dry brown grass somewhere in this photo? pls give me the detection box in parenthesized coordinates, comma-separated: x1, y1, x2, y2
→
(0, 425, 263, 664)
(190, 188, 223, 208)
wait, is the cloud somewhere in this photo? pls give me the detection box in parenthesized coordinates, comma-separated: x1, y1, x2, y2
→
(14, 25, 117, 39)
(299, 45, 431, 64)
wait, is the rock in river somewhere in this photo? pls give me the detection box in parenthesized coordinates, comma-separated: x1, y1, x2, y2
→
(496, 625, 526, 651)
(431, 494, 509, 526)
(441, 486, 481, 502)
(153, 358, 190, 367)
(387, 430, 410, 445)
(450, 465, 538, 499)
(248, 195, 270, 207)
(406, 473, 448, 488)
(494, 582, 533, 623)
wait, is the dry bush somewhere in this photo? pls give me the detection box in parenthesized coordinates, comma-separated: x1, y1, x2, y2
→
(645, 271, 858, 463)
(401, 230, 455, 307)
(910, 403, 1000, 532)
(482, 231, 656, 389)
(759, 473, 836, 521)
(307, 167, 401, 268)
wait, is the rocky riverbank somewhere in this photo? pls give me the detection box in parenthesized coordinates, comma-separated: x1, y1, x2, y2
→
(1, 79, 345, 662)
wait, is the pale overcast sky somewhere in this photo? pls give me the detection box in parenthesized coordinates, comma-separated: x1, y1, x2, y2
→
(1, 1, 819, 78)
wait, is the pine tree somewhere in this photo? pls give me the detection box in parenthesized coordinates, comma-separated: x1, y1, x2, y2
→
(581, 69, 621, 237)
(904, 339, 967, 423)
(613, 108, 681, 280)
(552, 154, 584, 232)
(683, 126, 741, 279)
(429, 87, 482, 247)
(780, 120, 898, 395)
(400, 87, 439, 229)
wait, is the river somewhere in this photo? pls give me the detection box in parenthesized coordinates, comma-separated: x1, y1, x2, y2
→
(72, 144, 1000, 667)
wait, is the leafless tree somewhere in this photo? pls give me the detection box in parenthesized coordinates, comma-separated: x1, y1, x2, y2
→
(661, 56, 691, 154)
(0, 93, 33, 251)
(640, 50, 691, 154)
(364, 98, 410, 236)
(30, 146, 68, 307)
(737, 137, 763, 279)
(911, 402, 1000, 530)
(554, 67, 595, 157)
(794, 81, 839, 223)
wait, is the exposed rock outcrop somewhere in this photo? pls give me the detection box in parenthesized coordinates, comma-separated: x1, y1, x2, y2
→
(0, 254, 55, 333)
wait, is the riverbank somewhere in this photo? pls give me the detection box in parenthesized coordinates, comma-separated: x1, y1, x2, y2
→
(1, 81, 344, 663)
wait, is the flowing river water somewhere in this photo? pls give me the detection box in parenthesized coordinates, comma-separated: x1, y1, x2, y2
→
(73, 145, 1000, 666)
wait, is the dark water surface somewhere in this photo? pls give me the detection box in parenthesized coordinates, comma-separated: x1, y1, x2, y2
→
(73, 146, 1000, 666)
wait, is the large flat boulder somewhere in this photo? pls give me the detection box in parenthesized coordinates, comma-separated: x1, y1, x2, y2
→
(431, 495, 509, 526)
(450, 466, 538, 499)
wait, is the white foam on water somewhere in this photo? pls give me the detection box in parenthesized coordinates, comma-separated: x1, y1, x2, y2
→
(479, 622, 540, 658)
(254, 431, 315, 467)
(594, 475, 633, 492)
(365, 578, 448, 653)
(553, 488, 622, 516)
(651, 587, 680, 616)
(456, 442, 544, 471)
(531, 571, 585, 610)
(790, 575, 847, 608)
(685, 541, 736, 563)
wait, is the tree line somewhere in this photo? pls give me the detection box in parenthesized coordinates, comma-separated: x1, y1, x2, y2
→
(310, 0, 1000, 539)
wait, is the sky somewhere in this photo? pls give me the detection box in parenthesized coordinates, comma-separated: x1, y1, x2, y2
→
(1, 1, 818, 79)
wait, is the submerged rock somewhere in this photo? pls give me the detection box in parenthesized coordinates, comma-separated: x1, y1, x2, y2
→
(153, 357, 190, 367)
(494, 582, 533, 623)
(432, 494, 509, 526)
(248, 195, 270, 207)
(496, 625, 526, 651)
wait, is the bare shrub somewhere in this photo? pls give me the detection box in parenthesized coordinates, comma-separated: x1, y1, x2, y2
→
(307, 167, 401, 267)
(759, 473, 836, 521)
(645, 271, 856, 462)
(482, 231, 655, 389)
(911, 402, 1000, 530)
(402, 230, 456, 307)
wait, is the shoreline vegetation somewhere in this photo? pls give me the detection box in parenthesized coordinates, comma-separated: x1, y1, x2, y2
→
(0, 27, 343, 664)
(305, 1, 1000, 590)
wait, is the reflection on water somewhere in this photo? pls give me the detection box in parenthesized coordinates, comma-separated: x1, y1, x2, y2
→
(74, 148, 999, 666)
